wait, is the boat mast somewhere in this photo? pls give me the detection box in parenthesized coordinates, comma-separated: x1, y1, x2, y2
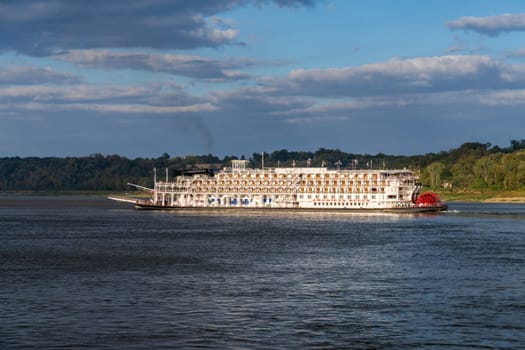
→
(154, 168, 157, 204)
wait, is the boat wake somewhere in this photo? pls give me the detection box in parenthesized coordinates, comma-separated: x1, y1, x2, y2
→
(444, 203, 525, 220)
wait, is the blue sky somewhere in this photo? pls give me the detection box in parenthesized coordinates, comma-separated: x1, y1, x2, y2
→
(1, 0, 525, 158)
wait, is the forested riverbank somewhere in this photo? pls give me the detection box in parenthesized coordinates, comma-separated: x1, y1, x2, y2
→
(1, 140, 524, 202)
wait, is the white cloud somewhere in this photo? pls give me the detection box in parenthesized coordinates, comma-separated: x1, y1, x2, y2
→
(285, 55, 516, 97)
(290, 55, 496, 82)
(53, 50, 256, 80)
(506, 48, 525, 58)
(0, 100, 217, 114)
(0, 65, 83, 85)
(0, 83, 217, 115)
(448, 13, 525, 36)
(0, 0, 318, 56)
(284, 115, 351, 124)
(480, 89, 525, 106)
(0, 85, 152, 101)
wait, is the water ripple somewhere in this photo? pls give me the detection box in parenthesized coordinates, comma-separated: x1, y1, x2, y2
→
(1, 197, 524, 349)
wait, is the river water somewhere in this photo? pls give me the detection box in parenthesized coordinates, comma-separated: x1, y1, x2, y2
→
(1, 196, 524, 349)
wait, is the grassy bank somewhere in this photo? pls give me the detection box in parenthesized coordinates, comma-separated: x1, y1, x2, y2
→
(437, 189, 525, 203)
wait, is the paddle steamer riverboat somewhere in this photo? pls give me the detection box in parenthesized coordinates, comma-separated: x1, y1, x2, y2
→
(109, 160, 447, 212)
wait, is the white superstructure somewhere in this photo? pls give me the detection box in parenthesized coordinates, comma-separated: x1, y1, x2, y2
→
(135, 160, 439, 211)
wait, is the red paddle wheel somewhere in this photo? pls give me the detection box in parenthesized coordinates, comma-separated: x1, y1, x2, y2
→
(414, 191, 443, 206)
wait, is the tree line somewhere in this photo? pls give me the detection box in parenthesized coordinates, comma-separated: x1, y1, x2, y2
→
(0, 140, 524, 192)
(420, 141, 525, 191)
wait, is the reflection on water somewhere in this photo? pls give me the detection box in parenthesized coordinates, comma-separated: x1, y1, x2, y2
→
(1, 196, 524, 349)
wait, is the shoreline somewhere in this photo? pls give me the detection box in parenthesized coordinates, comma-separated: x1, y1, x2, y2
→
(1, 191, 525, 204)
(439, 190, 525, 204)
(481, 197, 525, 203)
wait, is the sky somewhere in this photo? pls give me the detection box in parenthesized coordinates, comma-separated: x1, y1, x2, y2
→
(1, 0, 525, 158)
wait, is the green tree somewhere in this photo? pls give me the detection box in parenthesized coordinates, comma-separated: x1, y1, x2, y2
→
(424, 161, 445, 188)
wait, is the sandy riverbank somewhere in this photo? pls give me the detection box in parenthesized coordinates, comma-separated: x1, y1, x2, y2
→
(482, 196, 525, 203)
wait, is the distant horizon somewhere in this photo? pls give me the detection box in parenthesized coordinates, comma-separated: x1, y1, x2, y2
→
(1, 139, 520, 160)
